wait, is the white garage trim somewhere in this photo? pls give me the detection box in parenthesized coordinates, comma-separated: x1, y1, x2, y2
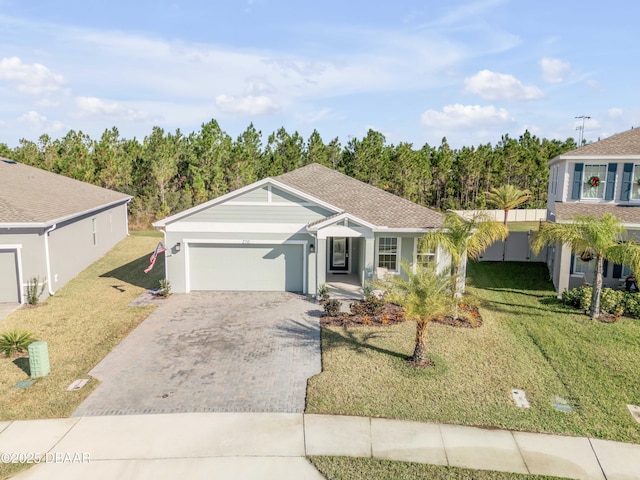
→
(182, 239, 308, 294)
(0, 244, 24, 304)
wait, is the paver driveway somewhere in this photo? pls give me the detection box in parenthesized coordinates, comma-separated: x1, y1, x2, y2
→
(73, 291, 321, 416)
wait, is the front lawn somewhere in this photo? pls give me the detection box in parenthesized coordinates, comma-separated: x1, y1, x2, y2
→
(0, 234, 164, 420)
(306, 261, 640, 443)
(309, 457, 565, 480)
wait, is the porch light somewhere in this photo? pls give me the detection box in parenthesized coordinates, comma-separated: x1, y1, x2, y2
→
(175, 242, 181, 252)
(309, 244, 315, 253)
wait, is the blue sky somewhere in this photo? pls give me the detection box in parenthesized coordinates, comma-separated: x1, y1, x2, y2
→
(0, 0, 638, 149)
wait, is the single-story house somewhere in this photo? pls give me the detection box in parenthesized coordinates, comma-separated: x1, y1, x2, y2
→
(153, 163, 448, 297)
(545, 127, 640, 295)
(0, 158, 132, 304)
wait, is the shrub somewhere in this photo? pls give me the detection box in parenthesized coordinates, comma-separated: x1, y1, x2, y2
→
(623, 293, 640, 318)
(323, 299, 342, 317)
(157, 279, 171, 297)
(318, 284, 330, 298)
(561, 286, 591, 310)
(25, 276, 46, 305)
(0, 330, 37, 356)
(600, 288, 625, 317)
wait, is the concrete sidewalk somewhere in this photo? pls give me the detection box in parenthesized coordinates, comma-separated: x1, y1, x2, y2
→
(0, 413, 638, 479)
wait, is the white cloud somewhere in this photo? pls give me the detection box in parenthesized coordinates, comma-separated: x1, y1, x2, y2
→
(18, 110, 66, 134)
(464, 70, 543, 101)
(215, 94, 279, 115)
(0, 57, 65, 95)
(539, 57, 571, 83)
(76, 96, 151, 121)
(295, 108, 332, 124)
(421, 104, 514, 128)
(608, 108, 624, 119)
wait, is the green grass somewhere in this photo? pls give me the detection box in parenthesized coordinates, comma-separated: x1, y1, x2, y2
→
(309, 457, 566, 480)
(306, 261, 640, 443)
(507, 221, 540, 232)
(129, 228, 163, 238)
(0, 235, 164, 420)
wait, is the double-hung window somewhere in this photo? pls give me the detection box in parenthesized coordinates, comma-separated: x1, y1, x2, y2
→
(631, 165, 640, 200)
(377, 237, 399, 272)
(582, 164, 607, 199)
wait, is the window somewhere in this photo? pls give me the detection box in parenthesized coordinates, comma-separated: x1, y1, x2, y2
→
(631, 165, 640, 200)
(573, 254, 593, 275)
(582, 164, 606, 199)
(550, 166, 558, 195)
(417, 250, 435, 269)
(92, 218, 97, 246)
(377, 237, 398, 271)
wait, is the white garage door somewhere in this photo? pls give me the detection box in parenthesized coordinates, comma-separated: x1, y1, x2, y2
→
(188, 243, 304, 292)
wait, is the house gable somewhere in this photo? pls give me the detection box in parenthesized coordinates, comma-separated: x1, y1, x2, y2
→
(167, 184, 337, 228)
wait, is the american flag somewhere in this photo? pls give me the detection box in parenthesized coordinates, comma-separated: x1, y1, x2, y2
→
(144, 242, 167, 273)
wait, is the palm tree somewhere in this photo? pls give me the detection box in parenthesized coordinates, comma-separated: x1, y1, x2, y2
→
(377, 263, 454, 366)
(421, 212, 508, 298)
(486, 185, 532, 226)
(487, 185, 532, 261)
(531, 214, 640, 319)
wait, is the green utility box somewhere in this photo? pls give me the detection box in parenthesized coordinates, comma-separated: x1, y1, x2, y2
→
(28, 341, 51, 378)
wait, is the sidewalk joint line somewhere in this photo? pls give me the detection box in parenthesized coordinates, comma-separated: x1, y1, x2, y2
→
(511, 430, 531, 475)
(588, 437, 608, 480)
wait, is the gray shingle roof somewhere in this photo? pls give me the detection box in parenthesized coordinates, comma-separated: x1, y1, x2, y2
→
(276, 163, 444, 229)
(555, 202, 640, 224)
(564, 128, 640, 156)
(0, 159, 131, 225)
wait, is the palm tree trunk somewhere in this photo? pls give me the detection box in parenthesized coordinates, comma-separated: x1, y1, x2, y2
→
(590, 255, 604, 319)
(502, 208, 509, 261)
(412, 319, 429, 364)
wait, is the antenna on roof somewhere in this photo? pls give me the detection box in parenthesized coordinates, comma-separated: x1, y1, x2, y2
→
(575, 115, 591, 145)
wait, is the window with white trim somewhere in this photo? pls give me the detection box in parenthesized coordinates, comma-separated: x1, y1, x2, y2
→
(631, 165, 640, 200)
(582, 164, 606, 199)
(573, 254, 594, 275)
(377, 237, 399, 271)
(92, 218, 97, 246)
(550, 166, 558, 195)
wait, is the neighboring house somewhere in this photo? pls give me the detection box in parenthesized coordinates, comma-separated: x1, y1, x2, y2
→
(153, 163, 447, 297)
(0, 158, 132, 304)
(546, 127, 640, 295)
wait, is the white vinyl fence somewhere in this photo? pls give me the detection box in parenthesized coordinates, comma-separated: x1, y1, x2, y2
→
(452, 209, 547, 223)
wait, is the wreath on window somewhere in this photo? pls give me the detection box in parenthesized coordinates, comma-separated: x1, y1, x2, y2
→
(636, 178, 640, 187)
(580, 251, 593, 262)
(588, 176, 600, 188)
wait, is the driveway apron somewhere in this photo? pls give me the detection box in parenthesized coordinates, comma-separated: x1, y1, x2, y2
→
(73, 291, 321, 416)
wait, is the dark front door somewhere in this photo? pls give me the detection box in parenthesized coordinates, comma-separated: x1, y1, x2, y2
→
(329, 237, 349, 271)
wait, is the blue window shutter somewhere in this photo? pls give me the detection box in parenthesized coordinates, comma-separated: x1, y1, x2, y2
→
(613, 263, 623, 278)
(603, 259, 608, 277)
(570, 253, 575, 274)
(605, 163, 617, 200)
(571, 163, 584, 199)
(621, 163, 634, 201)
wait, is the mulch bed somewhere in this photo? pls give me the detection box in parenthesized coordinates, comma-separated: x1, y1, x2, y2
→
(320, 301, 484, 328)
(433, 304, 483, 328)
(320, 303, 405, 327)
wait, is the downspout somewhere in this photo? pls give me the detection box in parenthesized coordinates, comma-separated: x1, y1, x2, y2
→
(44, 224, 57, 296)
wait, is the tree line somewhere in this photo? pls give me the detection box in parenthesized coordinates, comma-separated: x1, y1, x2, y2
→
(1, 120, 577, 227)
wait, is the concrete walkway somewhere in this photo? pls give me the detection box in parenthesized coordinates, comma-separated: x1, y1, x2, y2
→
(1, 413, 639, 479)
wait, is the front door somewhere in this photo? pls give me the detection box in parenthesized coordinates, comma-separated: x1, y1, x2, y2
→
(329, 237, 349, 271)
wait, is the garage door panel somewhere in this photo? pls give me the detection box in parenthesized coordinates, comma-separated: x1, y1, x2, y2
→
(0, 250, 20, 303)
(189, 244, 303, 292)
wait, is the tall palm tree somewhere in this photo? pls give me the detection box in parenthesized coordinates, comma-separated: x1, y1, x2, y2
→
(486, 185, 532, 226)
(487, 185, 532, 260)
(377, 263, 454, 366)
(421, 212, 508, 297)
(531, 214, 640, 319)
